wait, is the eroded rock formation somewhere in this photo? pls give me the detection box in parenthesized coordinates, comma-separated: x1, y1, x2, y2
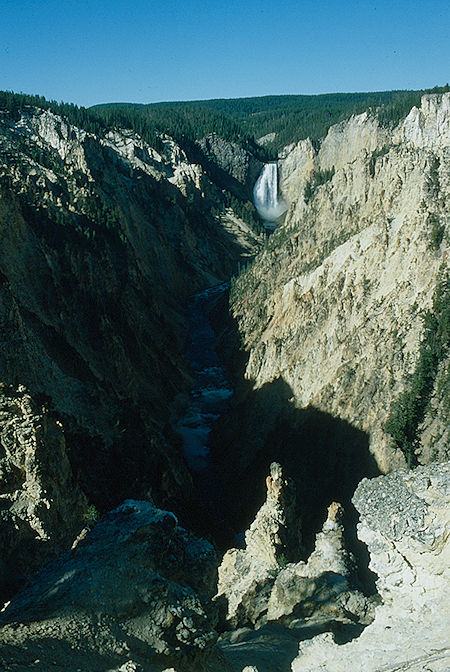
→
(0, 93, 448, 672)
(197, 133, 262, 199)
(216, 464, 371, 631)
(291, 463, 450, 672)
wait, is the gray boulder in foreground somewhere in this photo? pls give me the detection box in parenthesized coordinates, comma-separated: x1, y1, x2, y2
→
(0, 500, 221, 672)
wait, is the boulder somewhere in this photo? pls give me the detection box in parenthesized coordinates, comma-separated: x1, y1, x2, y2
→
(0, 500, 220, 672)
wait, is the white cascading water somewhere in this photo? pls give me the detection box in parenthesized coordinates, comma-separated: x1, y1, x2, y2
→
(253, 162, 287, 224)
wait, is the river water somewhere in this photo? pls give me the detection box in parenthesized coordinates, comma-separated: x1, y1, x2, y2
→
(174, 283, 232, 504)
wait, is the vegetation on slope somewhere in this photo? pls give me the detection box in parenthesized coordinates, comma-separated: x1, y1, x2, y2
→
(0, 90, 264, 235)
(2, 86, 448, 239)
(0, 89, 262, 159)
(385, 271, 450, 467)
(304, 167, 335, 204)
(0, 90, 106, 135)
(3, 85, 449, 163)
(94, 85, 450, 156)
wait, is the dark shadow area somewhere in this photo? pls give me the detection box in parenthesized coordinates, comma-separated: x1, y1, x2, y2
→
(212, 376, 380, 591)
(219, 616, 365, 672)
(208, 295, 380, 592)
(181, 138, 257, 202)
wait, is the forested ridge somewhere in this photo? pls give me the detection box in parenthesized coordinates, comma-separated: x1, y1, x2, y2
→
(0, 89, 264, 159)
(93, 85, 450, 155)
(2, 85, 449, 160)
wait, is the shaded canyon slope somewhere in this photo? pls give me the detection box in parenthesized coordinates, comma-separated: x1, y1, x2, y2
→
(212, 93, 449, 546)
(0, 104, 261, 597)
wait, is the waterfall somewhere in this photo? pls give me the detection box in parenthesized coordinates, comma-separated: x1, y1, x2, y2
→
(253, 162, 287, 224)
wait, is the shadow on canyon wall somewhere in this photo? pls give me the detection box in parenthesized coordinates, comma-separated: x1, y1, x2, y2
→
(209, 293, 381, 592)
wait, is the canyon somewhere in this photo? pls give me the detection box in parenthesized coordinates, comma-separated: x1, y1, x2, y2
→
(0, 92, 448, 671)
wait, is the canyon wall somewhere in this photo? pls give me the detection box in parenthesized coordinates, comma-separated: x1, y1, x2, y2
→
(213, 93, 448, 542)
(0, 106, 261, 596)
(0, 93, 448, 672)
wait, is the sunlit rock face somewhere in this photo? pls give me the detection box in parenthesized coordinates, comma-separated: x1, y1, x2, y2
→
(229, 93, 449, 477)
(291, 462, 450, 672)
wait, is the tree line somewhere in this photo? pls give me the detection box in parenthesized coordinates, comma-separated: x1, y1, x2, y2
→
(2, 84, 449, 162)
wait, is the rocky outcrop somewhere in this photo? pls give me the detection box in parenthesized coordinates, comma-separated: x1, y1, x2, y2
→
(197, 134, 262, 199)
(393, 92, 450, 149)
(214, 463, 449, 672)
(291, 462, 450, 672)
(264, 500, 371, 626)
(0, 384, 86, 598)
(245, 463, 300, 566)
(0, 500, 221, 672)
(216, 463, 300, 626)
(216, 465, 370, 630)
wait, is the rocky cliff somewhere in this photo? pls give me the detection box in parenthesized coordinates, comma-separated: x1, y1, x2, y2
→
(0, 92, 448, 672)
(197, 133, 263, 199)
(2, 462, 446, 672)
(0, 104, 261, 597)
(213, 93, 449, 541)
(217, 462, 449, 672)
(291, 463, 450, 672)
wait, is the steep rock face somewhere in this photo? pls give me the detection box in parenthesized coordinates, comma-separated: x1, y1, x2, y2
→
(291, 462, 450, 672)
(0, 384, 86, 598)
(0, 105, 261, 594)
(393, 92, 450, 149)
(216, 465, 370, 630)
(221, 93, 448, 507)
(197, 133, 262, 199)
(0, 500, 221, 672)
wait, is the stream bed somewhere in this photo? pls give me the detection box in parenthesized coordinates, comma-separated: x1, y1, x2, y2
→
(174, 283, 232, 505)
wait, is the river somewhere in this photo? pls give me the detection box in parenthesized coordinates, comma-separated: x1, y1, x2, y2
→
(174, 283, 232, 505)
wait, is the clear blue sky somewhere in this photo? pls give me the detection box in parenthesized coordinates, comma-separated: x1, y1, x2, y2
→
(0, 0, 448, 107)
